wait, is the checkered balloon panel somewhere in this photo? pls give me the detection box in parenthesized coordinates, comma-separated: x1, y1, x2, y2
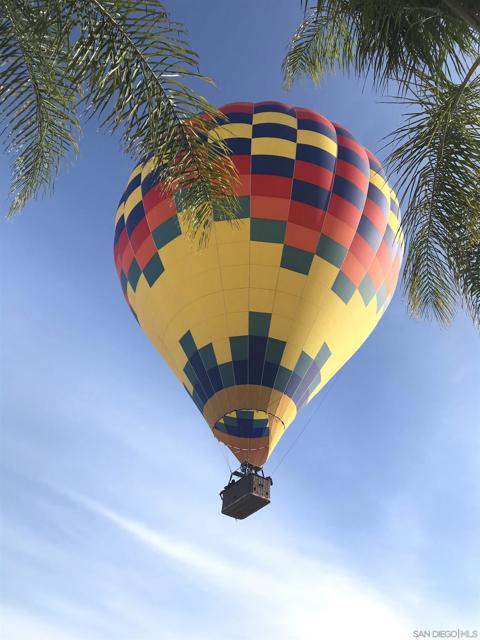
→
(114, 101, 404, 466)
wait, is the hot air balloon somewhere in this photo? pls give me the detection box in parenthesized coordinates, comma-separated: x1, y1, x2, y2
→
(113, 101, 404, 518)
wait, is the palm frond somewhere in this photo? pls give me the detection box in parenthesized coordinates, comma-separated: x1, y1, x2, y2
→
(69, 0, 239, 236)
(283, 4, 352, 89)
(284, 0, 477, 91)
(0, 0, 80, 217)
(0, 0, 238, 230)
(386, 61, 480, 325)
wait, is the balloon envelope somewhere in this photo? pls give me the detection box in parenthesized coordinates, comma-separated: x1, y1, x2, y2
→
(114, 101, 403, 467)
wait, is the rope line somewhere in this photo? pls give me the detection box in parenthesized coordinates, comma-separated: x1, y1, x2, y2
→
(217, 438, 232, 473)
(269, 377, 338, 476)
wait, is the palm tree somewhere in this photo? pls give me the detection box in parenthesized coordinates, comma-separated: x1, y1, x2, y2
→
(0, 0, 238, 235)
(284, 0, 480, 326)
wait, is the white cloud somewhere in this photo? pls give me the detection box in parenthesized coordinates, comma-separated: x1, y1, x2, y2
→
(67, 494, 414, 640)
(0, 605, 87, 640)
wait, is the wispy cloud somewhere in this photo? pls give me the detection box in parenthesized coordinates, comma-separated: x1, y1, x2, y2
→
(0, 605, 89, 640)
(62, 493, 414, 640)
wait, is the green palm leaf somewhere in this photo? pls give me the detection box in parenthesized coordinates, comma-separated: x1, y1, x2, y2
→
(0, 0, 80, 217)
(387, 62, 480, 325)
(70, 0, 239, 238)
(0, 0, 239, 234)
(284, 0, 477, 90)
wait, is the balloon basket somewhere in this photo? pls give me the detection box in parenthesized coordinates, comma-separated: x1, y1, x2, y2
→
(220, 463, 272, 520)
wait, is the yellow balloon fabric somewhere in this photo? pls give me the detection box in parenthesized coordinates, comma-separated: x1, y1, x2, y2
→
(114, 101, 404, 467)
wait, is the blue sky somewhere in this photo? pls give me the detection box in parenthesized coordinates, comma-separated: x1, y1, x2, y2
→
(1, 1, 479, 638)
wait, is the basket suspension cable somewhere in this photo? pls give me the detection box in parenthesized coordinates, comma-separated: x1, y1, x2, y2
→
(270, 377, 339, 476)
(216, 436, 232, 473)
